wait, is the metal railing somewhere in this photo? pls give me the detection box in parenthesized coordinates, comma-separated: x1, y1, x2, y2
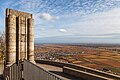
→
(4, 63, 21, 80)
(4, 60, 63, 80)
(23, 60, 63, 80)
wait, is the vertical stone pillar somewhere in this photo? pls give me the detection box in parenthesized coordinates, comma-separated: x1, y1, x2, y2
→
(20, 17, 25, 61)
(27, 18, 35, 63)
(25, 17, 28, 60)
(16, 17, 21, 63)
(6, 14, 16, 66)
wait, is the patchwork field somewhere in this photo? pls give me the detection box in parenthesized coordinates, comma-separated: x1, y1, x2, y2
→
(35, 44, 120, 75)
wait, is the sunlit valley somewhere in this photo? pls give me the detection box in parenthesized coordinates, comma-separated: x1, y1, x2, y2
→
(35, 43, 120, 75)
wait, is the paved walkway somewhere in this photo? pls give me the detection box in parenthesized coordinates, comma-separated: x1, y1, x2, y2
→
(37, 63, 83, 80)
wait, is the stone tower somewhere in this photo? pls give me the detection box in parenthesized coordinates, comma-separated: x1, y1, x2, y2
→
(6, 8, 35, 66)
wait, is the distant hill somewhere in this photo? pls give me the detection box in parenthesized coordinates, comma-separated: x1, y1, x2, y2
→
(35, 36, 120, 44)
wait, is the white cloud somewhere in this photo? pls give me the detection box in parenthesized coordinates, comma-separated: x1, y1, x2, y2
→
(40, 13, 52, 21)
(55, 16, 60, 20)
(78, 35, 112, 38)
(39, 13, 59, 21)
(59, 29, 67, 33)
(39, 28, 45, 31)
(65, 8, 120, 36)
(35, 7, 120, 38)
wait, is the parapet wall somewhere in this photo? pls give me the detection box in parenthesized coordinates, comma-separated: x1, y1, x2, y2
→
(63, 66, 113, 80)
(35, 60, 120, 80)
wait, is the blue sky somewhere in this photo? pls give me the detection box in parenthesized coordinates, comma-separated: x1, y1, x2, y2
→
(1, 0, 120, 43)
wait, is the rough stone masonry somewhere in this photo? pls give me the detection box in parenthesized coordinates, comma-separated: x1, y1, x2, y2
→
(5, 8, 35, 66)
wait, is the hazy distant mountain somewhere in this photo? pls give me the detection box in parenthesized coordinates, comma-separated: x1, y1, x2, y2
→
(35, 35, 120, 44)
